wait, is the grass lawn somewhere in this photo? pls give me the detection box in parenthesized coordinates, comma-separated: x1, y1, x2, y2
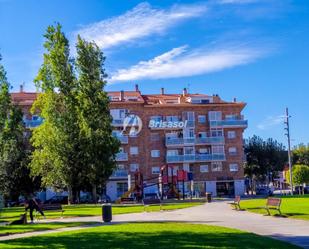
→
(0, 222, 98, 236)
(239, 195, 309, 220)
(0, 223, 299, 249)
(0, 202, 202, 222)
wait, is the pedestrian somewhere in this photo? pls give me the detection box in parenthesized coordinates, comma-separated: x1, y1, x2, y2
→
(25, 197, 46, 223)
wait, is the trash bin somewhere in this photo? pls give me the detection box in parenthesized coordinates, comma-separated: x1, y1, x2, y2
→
(206, 192, 212, 203)
(102, 203, 112, 222)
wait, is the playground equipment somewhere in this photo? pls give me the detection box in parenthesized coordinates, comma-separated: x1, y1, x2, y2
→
(118, 164, 194, 203)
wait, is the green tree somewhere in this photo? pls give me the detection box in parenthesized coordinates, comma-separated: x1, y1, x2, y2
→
(292, 144, 309, 166)
(30, 24, 82, 203)
(0, 54, 39, 204)
(75, 36, 120, 202)
(30, 24, 120, 203)
(244, 135, 287, 192)
(286, 165, 309, 195)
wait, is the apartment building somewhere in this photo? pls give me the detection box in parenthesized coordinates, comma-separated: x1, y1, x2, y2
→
(11, 85, 248, 201)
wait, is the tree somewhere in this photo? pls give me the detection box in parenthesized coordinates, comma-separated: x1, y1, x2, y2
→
(293, 144, 309, 166)
(30, 24, 83, 203)
(30, 24, 120, 203)
(0, 54, 39, 204)
(75, 36, 120, 202)
(286, 165, 309, 195)
(244, 135, 287, 192)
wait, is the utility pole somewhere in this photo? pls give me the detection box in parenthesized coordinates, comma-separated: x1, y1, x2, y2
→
(284, 107, 293, 195)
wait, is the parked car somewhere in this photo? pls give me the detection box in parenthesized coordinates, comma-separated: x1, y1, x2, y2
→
(44, 195, 68, 204)
(256, 187, 273, 196)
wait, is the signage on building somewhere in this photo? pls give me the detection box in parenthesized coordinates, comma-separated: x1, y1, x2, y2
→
(149, 120, 188, 129)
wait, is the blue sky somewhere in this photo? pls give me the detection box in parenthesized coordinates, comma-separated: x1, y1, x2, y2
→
(0, 0, 308, 146)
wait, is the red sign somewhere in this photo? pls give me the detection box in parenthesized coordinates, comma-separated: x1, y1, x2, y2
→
(177, 170, 187, 181)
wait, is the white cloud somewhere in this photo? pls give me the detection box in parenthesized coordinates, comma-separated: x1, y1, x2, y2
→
(110, 44, 266, 82)
(257, 115, 286, 130)
(75, 2, 207, 49)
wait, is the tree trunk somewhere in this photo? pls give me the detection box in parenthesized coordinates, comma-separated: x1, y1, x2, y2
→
(92, 185, 97, 204)
(68, 186, 73, 205)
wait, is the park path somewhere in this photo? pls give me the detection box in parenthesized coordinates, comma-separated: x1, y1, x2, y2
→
(1, 201, 309, 248)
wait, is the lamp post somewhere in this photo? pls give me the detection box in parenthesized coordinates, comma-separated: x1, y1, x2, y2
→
(284, 107, 293, 195)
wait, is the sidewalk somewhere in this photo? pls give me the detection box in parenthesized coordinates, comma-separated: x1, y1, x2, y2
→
(1, 201, 309, 248)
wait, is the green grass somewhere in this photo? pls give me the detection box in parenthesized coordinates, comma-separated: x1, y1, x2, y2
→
(0, 202, 202, 222)
(0, 223, 299, 249)
(239, 195, 309, 220)
(0, 222, 98, 236)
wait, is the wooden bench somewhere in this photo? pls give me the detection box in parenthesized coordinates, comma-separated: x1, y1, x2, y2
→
(142, 198, 162, 212)
(229, 196, 241, 210)
(36, 204, 64, 220)
(262, 197, 282, 216)
(120, 197, 136, 204)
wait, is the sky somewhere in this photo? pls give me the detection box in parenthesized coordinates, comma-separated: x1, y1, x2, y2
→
(0, 0, 308, 146)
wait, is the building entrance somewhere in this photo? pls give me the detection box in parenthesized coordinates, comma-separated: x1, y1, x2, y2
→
(216, 181, 235, 197)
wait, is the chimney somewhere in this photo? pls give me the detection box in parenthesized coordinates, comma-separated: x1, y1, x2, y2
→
(120, 90, 124, 101)
(20, 83, 24, 93)
(183, 88, 187, 96)
(135, 84, 139, 92)
(233, 97, 237, 102)
(161, 87, 165, 95)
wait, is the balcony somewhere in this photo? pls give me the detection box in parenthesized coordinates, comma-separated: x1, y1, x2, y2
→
(113, 134, 128, 144)
(23, 118, 43, 128)
(109, 169, 128, 179)
(210, 119, 248, 128)
(165, 136, 224, 147)
(115, 152, 128, 161)
(166, 153, 225, 163)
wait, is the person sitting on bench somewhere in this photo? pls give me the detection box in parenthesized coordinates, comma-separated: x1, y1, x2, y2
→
(25, 197, 46, 223)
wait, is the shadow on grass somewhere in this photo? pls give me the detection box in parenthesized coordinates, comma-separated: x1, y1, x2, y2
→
(1, 223, 299, 249)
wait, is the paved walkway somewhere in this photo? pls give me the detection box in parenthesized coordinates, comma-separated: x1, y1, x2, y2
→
(1, 201, 309, 248)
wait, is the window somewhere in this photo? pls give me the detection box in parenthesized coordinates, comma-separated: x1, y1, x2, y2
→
(130, 147, 138, 155)
(151, 150, 160, 157)
(198, 132, 207, 138)
(117, 164, 125, 170)
(130, 164, 139, 172)
(211, 162, 222, 172)
(184, 147, 195, 155)
(210, 128, 223, 137)
(150, 133, 160, 141)
(208, 111, 222, 121)
(227, 131, 236, 139)
(199, 148, 210, 154)
(150, 116, 162, 122)
(228, 147, 237, 155)
(225, 114, 238, 120)
(117, 183, 128, 197)
(152, 167, 160, 174)
(212, 145, 224, 154)
(183, 164, 190, 172)
(110, 109, 127, 119)
(168, 166, 179, 176)
(119, 147, 124, 153)
(229, 164, 239, 172)
(166, 116, 179, 122)
(167, 150, 178, 156)
(198, 115, 206, 123)
(200, 165, 209, 173)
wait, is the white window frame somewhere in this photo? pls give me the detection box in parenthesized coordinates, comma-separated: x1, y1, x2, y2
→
(130, 164, 139, 172)
(211, 162, 223, 172)
(228, 147, 237, 155)
(200, 165, 209, 173)
(151, 167, 160, 174)
(151, 150, 160, 158)
(208, 111, 222, 121)
(227, 131, 236, 139)
(229, 163, 239, 172)
(130, 146, 139, 155)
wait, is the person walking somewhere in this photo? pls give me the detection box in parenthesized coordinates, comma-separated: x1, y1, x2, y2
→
(25, 197, 46, 223)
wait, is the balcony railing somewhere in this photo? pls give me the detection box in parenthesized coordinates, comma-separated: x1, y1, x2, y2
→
(165, 136, 224, 146)
(210, 119, 248, 128)
(166, 153, 225, 163)
(115, 152, 128, 161)
(23, 119, 43, 128)
(110, 169, 128, 179)
(112, 119, 124, 126)
(113, 134, 128, 144)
